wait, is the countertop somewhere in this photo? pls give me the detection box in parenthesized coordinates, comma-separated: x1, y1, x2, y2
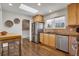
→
(41, 32, 79, 37)
(0, 33, 21, 40)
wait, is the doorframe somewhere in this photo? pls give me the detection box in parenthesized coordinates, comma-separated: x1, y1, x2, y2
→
(30, 20, 32, 41)
(22, 19, 32, 42)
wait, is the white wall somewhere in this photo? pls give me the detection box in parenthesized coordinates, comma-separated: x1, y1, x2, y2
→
(45, 8, 67, 20)
(2, 10, 32, 40)
(0, 10, 32, 47)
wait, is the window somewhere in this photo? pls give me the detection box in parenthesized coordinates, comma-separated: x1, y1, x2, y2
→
(45, 16, 66, 29)
(54, 16, 66, 29)
(45, 19, 55, 29)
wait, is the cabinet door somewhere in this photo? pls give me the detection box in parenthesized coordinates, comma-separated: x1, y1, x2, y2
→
(77, 4, 79, 25)
(68, 4, 77, 25)
(40, 33, 44, 43)
(48, 34, 56, 47)
(43, 34, 49, 45)
(33, 15, 44, 22)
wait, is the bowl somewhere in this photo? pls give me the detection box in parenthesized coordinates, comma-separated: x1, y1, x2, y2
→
(1, 31, 7, 35)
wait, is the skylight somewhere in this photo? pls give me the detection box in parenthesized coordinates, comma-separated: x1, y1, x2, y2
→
(19, 4, 39, 14)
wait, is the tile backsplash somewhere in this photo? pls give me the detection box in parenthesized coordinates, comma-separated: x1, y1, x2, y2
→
(44, 26, 76, 33)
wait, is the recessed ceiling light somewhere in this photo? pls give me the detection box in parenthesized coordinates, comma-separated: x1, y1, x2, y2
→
(37, 3, 41, 6)
(9, 3, 13, 6)
(19, 4, 39, 14)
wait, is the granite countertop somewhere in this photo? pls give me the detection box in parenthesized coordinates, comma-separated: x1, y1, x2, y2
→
(42, 32, 79, 36)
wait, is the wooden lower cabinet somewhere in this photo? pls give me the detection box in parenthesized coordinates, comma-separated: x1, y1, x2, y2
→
(48, 34, 56, 47)
(40, 33, 56, 47)
(40, 33, 44, 43)
(43, 34, 49, 45)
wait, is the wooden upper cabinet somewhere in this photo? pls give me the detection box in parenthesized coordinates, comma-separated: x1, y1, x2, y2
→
(33, 15, 44, 22)
(68, 4, 77, 25)
(77, 4, 79, 25)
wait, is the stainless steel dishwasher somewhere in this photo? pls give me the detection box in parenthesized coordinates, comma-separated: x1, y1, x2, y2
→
(56, 35, 68, 52)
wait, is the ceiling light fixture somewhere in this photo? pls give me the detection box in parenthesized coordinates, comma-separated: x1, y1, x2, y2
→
(9, 3, 13, 6)
(37, 3, 41, 6)
(19, 4, 39, 14)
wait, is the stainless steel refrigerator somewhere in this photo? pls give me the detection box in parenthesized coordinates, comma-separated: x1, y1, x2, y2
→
(32, 22, 44, 43)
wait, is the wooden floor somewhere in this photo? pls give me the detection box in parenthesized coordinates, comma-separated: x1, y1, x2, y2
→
(0, 39, 69, 56)
(21, 39, 69, 56)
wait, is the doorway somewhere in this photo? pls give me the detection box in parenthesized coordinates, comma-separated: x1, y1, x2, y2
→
(22, 19, 30, 41)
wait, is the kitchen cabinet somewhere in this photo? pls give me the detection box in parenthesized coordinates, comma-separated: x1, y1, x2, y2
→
(40, 33, 44, 43)
(48, 34, 56, 47)
(40, 33, 56, 47)
(77, 4, 79, 25)
(33, 15, 44, 22)
(56, 35, 68, 52)
(68, 3, 79, 25)
(68, 3, 77, 25)
(43, 34, 49, 45)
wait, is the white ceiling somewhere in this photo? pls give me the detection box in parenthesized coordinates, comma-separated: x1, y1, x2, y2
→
(1, 3, 68, 17)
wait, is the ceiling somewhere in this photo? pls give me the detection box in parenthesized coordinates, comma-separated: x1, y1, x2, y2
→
(1, 3, 68, 17)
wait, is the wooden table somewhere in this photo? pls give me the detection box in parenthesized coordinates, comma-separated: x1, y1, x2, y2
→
(0, 34, 21, 56)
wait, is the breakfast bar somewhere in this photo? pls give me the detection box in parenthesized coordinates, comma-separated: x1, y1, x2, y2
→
(0, 33, 21, 56)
